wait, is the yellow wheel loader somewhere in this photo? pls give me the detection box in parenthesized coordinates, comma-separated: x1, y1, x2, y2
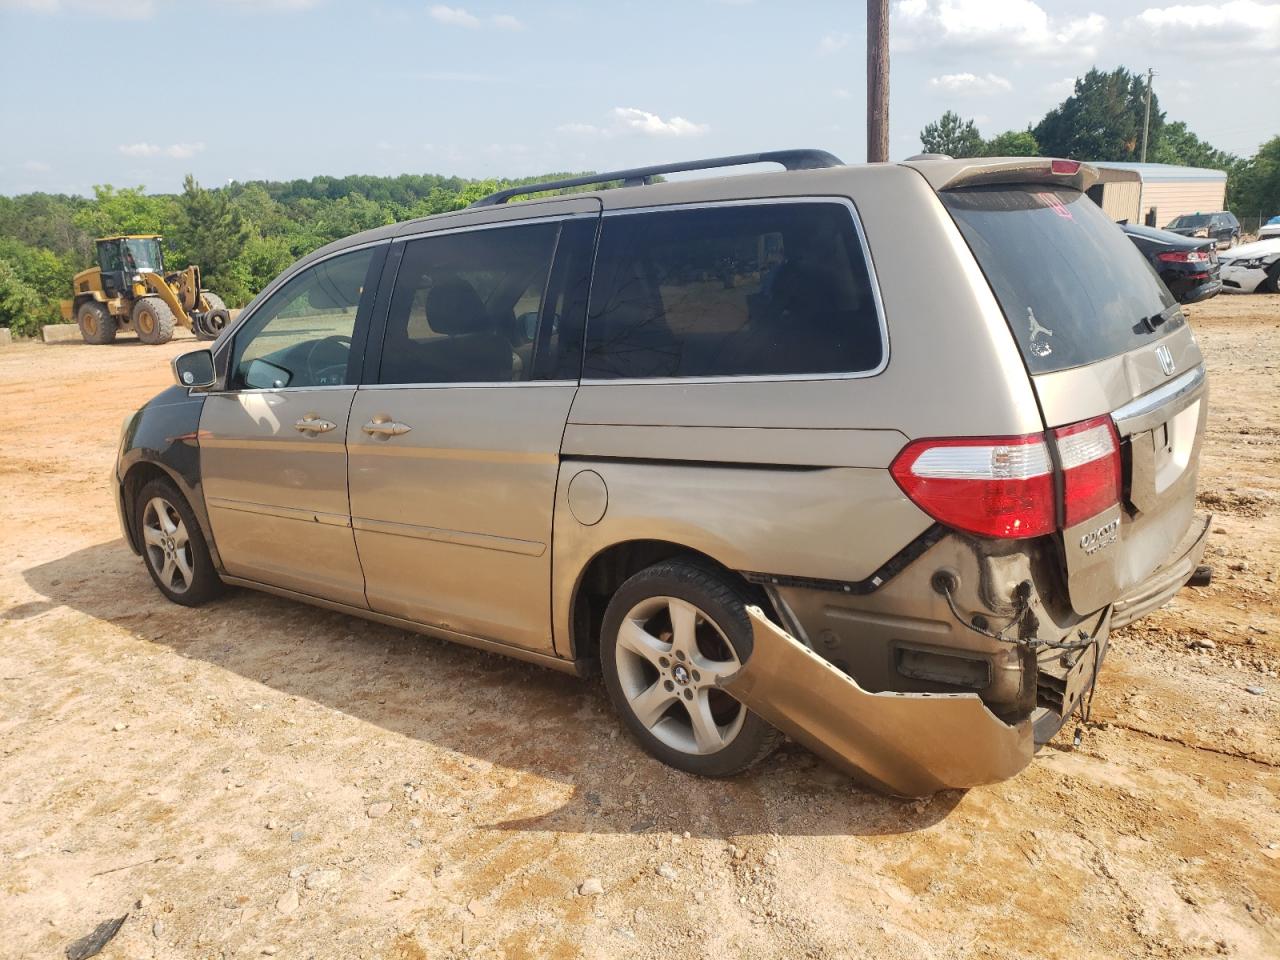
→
(60, 236, 230, 344)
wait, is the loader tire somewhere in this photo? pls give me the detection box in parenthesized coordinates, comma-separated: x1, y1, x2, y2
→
(77, 300, 117, 344)
(197, 291, 231, 340)
(133, 296, 176, 345)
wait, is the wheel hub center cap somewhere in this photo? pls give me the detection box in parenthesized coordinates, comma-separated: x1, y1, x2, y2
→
(672, 664, 691, 685)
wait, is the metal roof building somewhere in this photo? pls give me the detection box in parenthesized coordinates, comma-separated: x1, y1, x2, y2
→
(1090, 162, 1228, 228)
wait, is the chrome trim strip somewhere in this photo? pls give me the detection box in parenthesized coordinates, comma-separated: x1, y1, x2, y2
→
(202, 384, 355, 397)
(592, 195, 889, 382)
(1111, 364, 1206, 437)
(217, 575, 579, 675)
(358, 379, 575, 391)
(207, 496, 351, 527)
(352, 517, 546, 557)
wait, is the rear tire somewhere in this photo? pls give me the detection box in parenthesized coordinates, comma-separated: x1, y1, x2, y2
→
(133, 296, 176, 344)
(600, 559, 781, 777)
(77, 300, 117, 344)
(135, 478, 223, 606)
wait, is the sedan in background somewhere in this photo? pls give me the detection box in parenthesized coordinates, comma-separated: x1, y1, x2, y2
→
(1258, 216, 1280, 240)
(1219, 237, 1280, 294)
(1164, 211, 1240, 248)
(1120, 222, 1221, 304)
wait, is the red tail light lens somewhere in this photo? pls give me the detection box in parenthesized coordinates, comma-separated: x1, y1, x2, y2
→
(889, 435, 1055, 539)
(1050, 159, 1081, 175)
(1053, 416, 1121, 528)
(891, 416, 1122, 539)
(1156, 250, 1209, 263)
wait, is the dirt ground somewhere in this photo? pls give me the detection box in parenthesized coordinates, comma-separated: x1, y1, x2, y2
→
(1, 298, 1278, 960)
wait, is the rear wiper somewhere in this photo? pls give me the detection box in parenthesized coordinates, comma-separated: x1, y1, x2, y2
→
(1143, 303, 1183, 332)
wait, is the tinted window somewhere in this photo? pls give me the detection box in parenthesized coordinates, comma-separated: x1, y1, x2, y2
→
(379, 223, 559, 385)
(943, 187, 1178, 375)
(583, 203, 883, 380)
(230, 247, 376, 389)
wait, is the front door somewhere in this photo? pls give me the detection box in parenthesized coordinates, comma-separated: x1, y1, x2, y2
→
(200, 245, 384, 607)
(347, 209, 598, 652)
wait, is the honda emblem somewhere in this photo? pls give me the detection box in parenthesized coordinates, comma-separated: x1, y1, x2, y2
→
(1155, 344, 1175, 377)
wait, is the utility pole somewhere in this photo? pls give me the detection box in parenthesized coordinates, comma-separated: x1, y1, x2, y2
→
(1140, 67, 1154, 162)
(867, 0, 889, 162)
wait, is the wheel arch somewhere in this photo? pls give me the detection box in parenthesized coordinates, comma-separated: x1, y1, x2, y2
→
(566, 538, 779, 666)
(121, 460, 186, 554)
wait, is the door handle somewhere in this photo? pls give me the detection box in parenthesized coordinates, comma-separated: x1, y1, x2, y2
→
(362, 418, 412, 438)
(294, 416, 336, 435)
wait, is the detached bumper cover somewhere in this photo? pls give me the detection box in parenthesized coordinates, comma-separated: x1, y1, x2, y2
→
(720, 607, 1035, 798)
(1111, 511, 1211, 628)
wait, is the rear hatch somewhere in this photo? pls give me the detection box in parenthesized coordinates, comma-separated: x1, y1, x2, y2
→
(941, 180, 1207, 614)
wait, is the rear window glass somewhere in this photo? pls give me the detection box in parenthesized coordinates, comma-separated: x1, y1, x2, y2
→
(583, 202, 884, 380)
(943, 186, 1179, 374)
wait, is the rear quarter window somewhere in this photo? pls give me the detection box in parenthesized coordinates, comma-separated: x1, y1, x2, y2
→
(943, 186, 1180, 374)
(583, 201, 885, 380)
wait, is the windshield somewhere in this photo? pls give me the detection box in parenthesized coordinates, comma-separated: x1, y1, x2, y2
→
(943, 186, 1178, 375)
(1168, 214, 1212, 229)
(123, 238, 163, 272)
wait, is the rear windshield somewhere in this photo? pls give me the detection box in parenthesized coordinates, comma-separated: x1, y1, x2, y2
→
(1168, 214, 1212, 229)
(943, 186, 1178, 374)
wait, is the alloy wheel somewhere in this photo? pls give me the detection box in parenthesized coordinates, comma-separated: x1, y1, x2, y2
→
(142, 496, 194, 594)
(614, 595, 746, 755)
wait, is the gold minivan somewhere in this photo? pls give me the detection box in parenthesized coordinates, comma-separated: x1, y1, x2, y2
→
(116, 151, 1211, 796)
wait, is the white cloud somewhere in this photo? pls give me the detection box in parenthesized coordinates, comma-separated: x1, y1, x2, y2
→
(894, 0, 1107, 56)
(1130, 1, 1280, 51)
(23, 160, 51, 172)
(1046, 76, 1076, 98)
(833, 87, 853, 99)
(118, 141, 206, 159)
(558, 108, 709, 139)
(429, 5, 520, 30)
(613, 107, 708, 137)
(929, 72, 1012, 94)
(1, 0, 157, 18)
(818, 32, 850, 55)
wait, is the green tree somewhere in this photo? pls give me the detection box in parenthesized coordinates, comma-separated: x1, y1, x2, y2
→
(984, 130, 1039, 157)
(1034, 67, 1161, 161)
(1229, 135, 1280, 220)
(175, 174, 249, 302)
(0, 259, 52, 336)
(72, 184, 179, 241)
(1152, 121, 1236, 170)
(920, 111, 985, 158)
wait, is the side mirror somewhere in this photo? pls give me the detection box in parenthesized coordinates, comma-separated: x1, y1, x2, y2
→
(172, 349, 216, 390)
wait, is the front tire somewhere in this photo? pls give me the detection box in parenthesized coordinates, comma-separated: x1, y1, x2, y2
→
(135, 478, 223, 606)
(600, 560, 781, 777)
(1260, 261, 1280, 295)
(132, 296, 176, 344)
(77, 300, 117, 344)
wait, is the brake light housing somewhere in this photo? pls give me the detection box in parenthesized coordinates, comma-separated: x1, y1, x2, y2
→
(1156, 250, 1210, 264)
(890, 415, 1122, 540)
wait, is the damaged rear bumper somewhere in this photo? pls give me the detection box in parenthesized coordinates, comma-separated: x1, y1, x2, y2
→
(1111, 512, 1211, 628)
(721, 607, 1038, 797)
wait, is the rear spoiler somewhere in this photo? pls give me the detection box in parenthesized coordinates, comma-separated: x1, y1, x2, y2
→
(901, 156, 1103, 194)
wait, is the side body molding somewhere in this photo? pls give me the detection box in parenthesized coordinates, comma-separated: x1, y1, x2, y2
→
(721, 607, 1035, 797)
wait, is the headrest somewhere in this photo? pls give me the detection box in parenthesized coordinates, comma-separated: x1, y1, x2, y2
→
(425, 278, 490, 336)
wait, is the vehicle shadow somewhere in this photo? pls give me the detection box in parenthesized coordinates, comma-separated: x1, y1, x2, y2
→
(21, 539, 965, 838)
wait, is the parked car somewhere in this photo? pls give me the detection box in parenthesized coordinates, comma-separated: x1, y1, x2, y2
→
(1257, 215, 1280, 240)
(1164, 211, 1240, 248)
(1218, 237, 1280, 293)
(117, 152, 1211, 797)
(1119, 222, 1221, 304)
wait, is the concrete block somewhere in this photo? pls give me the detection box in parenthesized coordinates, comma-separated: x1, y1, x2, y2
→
(41, 323, 82, 344)
(0, 328, 12, 347)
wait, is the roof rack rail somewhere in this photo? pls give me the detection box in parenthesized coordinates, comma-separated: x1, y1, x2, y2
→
(468, 149, 844, 207)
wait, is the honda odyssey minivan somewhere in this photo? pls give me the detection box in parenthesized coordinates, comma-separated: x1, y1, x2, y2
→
(115, 151, 1210, 796)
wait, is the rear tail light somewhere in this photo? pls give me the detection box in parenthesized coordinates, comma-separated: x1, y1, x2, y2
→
(1053, 416, 1121, 528)
(890, 415, 1122, 540)
(890, 435, 1055, 539)
(1157, 250, 1209, 263)
(1050, 159, 1081, 175)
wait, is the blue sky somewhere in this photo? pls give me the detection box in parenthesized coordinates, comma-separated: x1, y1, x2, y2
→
(1, 0, 1277, 196)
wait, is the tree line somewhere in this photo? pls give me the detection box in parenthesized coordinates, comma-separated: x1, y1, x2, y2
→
(919, 67, 1278, 225)
(0, 171, 592, 336)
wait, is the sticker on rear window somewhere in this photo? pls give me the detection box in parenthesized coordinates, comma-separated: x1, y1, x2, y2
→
(1034, 192, 1075, 220)
(1027, 307, 1053, 357)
